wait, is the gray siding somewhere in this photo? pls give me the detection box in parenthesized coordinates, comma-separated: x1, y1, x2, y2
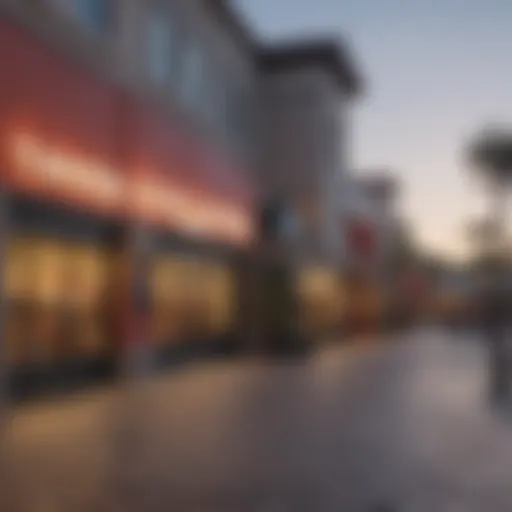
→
(261, 65, 349, 265)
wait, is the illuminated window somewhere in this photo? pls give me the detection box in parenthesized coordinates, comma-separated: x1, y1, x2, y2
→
(5, 238, 113, 364)
(63, 246, 108, 308)
(5, 240, 33, 301)
(208, 266, 235, 335)
(62, 246, 110, 356)
(151, 257, 189, 344)
(30, 242, 65, 306)
(4, 239, 65, 365)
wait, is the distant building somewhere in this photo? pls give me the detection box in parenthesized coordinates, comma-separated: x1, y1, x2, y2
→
(437, 267, 476, 298)
(258, 38, 363, 265)
(343, 172, 401, 277)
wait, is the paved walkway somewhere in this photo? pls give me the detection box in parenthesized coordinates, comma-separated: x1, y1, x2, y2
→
(2, 329, 512, 511)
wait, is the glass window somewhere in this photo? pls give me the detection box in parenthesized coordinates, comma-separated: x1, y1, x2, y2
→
(151, 257, 189, 345)
(147, 11, 175, 86)
(224, 81, 254, 159)
(75, 0, 113, 32)
(5, 239, 64, 366)
(180, 42, 205, 112)
(62, 245, 110, 357)
(150, 256, 235, 344)
(5, 238, 113, 366)
(203, 61, 224, 129)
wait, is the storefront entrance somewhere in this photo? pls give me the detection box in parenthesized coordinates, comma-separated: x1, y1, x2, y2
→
(150, 248, 237, 362)
(4, 197, 241, 400)
(5, 196, 122, 400)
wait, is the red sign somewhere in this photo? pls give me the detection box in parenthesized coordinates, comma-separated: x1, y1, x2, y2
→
(402, 268, 429, 299)
(347, 218, 377, 261)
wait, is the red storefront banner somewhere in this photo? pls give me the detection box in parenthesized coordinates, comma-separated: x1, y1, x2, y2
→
(401, 267, 429, 301)
(0, 20, 255, 246)
(346, 217, 378, 263)
(4, 129, 253, 244)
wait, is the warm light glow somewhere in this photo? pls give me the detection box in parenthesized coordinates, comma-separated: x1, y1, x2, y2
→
(11, 132, 124, 207)
(7, 131, 254, 245)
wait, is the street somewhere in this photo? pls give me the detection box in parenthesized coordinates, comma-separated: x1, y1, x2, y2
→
(3, 329, 512, 511)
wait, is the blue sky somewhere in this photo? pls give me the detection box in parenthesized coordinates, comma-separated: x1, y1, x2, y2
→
(236, 0, 512, 260)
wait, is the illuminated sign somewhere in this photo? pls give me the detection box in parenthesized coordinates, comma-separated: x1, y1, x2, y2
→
(11, 132, 123, 210)
(6, 131, 253, 245)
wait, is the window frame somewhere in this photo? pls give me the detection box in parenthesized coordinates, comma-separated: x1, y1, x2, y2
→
(74, 0, 114, 33)
(146, 7, 178, 87)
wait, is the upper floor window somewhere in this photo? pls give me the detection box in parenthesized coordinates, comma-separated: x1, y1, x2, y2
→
(147, 11, 174, 86)
(180, 42, 205, 113)
(75, 0, 113, 32)
(225, 83, 255, 159)
(147, 11, 181, 85)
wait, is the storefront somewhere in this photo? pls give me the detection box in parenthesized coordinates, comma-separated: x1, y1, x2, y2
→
(0, 21, 255, 399)
(298, 266, 345, 340)
(149, 243, 237, 357)
(4, 198, 123, 396)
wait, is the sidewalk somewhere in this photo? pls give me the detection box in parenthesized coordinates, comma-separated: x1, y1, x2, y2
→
(2, 329, 512, 511)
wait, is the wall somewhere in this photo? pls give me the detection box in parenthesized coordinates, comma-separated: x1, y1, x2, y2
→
(344, 175, 400, 278)
(0, 18, 255, 246)
(261, 65, 348, 265)
(0, 0, 261, 195)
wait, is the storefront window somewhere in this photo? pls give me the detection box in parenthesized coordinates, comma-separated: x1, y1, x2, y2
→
(151, 258, 185, 345)
(212, 264, 235, 337)
(5, 239, 62, 365)
(5, 237, 112, 367)
(5, 239, 38, 365)
(150, 256, 235, 345)
(62, 246, 110, 357)
(298, 268, 342, 338)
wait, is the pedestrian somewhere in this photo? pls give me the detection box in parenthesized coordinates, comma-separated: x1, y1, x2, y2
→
(480, 276, 511, 404)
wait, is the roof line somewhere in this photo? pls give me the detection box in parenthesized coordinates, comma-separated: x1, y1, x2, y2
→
(204, 1, 364, 96)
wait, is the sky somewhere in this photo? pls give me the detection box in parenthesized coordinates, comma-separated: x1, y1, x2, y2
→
(236, 0, 512, 261)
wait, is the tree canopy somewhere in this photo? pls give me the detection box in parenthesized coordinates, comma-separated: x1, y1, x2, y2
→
(467, 126, 512, 184)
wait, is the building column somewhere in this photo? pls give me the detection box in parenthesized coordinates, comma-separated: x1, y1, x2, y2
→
(0, 188, 10, 409)
(112, 222, 154, 378)
(108, 222, 156, 511)
(0, 188, 18, 512)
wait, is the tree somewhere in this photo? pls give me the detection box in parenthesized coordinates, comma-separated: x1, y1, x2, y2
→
(468, 126, 512, 184)
(467, 126, 512, 251)
(388, 221, 417, 276)
(466, 126, 512, 402)
(466, 217, 498, 251)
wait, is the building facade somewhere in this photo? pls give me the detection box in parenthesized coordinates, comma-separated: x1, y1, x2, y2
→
(257, 40, 362, 340)
(344, 172, 401, 276)
(259, 40, 361, 265)
(0, 0, 364, 398)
